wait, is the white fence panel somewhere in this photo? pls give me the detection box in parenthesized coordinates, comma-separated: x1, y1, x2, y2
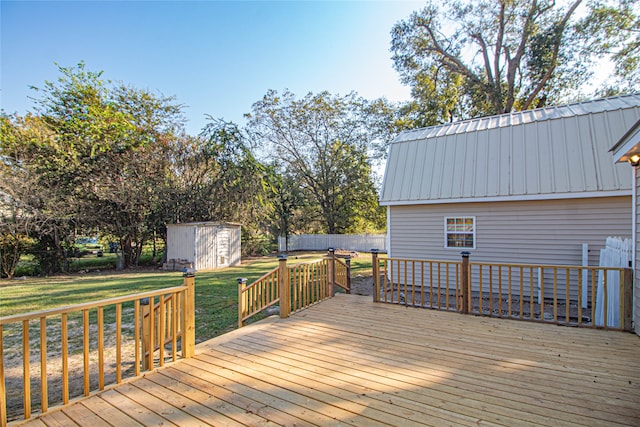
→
(595, 236, 632, 327)
(279, 234, 386, 252)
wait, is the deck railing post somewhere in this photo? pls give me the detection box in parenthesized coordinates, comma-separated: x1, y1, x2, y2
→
(460, 252, 470, 314)
(140, 298, 151, 371)
(1, 325, 6, 427)
(372, 249, 380, 302)
(345, 256, 351, 294)
(327, 248, 336, 297)
(238, 278, 247, 328)
(623, 268, 633, 331)
(182, 272, 196, 358)
(278, 255, 290, 318)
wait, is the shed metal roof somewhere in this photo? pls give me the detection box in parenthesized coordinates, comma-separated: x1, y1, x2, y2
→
(380, 94, 640, 205)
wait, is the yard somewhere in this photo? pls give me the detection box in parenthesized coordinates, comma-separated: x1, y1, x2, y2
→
(0, 251, 373, 422)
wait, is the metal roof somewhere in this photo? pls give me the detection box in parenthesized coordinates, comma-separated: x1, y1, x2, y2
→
(380, 94, 640, 205)
(610, 118, 640, 163)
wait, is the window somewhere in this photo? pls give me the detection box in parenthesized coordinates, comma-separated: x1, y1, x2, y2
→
(445, 217, 475, 249)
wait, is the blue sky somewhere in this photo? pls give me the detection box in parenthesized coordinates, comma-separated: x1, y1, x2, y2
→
(1, 0, 424, 135)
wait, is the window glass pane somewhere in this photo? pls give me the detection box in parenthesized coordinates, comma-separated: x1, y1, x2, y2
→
(445, 217, 474, 248)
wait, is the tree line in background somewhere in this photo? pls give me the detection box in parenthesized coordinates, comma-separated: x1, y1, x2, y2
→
(1, 0, 638, 277)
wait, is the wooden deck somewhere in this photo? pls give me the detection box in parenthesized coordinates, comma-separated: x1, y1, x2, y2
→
(16, 294, 640, 427)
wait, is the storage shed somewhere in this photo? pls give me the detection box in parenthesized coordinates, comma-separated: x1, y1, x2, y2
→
(166, 222, 241, 271)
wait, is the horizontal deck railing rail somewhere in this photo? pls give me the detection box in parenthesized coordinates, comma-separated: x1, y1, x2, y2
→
(371, 251, 632, 331)
(0, 273, 195, 426)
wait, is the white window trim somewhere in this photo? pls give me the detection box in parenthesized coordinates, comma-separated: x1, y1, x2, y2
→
(444, 216, 476, 250)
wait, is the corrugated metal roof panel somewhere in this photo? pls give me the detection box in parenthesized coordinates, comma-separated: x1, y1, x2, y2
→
(381, 94, 640, 204)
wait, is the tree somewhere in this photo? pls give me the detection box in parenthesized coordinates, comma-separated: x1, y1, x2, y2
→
(391, 0, 587, 125)
(576, 0, 640, 93)
(247, 90, 387, 234)
(27, 63, 185, 268)
(158, 118, 274, 255)
(0, 113, 80, 275)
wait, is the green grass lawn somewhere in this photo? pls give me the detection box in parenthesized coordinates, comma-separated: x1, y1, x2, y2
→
(0, 252, 373, 343)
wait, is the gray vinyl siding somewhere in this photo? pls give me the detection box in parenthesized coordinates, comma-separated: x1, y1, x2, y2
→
(389, 196, 631, 267)
(389, 197, 631, 301)
(636, 169, 640, 336)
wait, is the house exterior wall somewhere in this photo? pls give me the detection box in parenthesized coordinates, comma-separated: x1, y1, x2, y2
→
(388, 196, 631, 266)
(635, 169, 640, 336)
(388, 196, 631, 300)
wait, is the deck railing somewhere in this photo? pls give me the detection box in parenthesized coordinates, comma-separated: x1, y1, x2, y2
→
(0, 273, 195, 426)
(371, 251, 633, 331)
(334, 257, 351, 293)
(238, 250, 350, 327)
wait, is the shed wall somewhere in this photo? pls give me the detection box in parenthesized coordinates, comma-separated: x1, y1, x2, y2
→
(166, 225, 195, 263)
(388, 196, 631, 268)
(167, 223, 241, 271)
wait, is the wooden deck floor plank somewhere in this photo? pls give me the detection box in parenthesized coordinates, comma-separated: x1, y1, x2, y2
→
(179, 357, 358, 427)
(325, 297, 639, 354)
(159, 366, 317, 427)
(15, 419, 47, 427)
(111, 382, 211, 427)
(38, 409, 79, 427)
(132, 377, 247, 427)
(77, 395, 144, 426)
(209, 343, 491, 427)
(192, 353, 399, 427)
(99, 388, 180, 427)
(262, 316, 640, 426)
(218, 333, 625, 427)
(201, 346, 542, 427)
(212, 339, 506, 427)
(301, 301, 640, 376)
(21, 294, 640, 427)
(227, 329, 640, 424)
(322, 296, 639, 351)
(270, 319, 640, 407)
(292, 305, 640, 382)
(146, 368, 279, 427)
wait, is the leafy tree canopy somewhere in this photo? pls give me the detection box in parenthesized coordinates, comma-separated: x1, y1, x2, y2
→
(247, 90, 387, 234)
(390, 0, 637, 127)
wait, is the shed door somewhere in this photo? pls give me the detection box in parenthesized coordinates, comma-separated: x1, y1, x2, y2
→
(216, 229, 230, 268)
(196, 226, 217, 270)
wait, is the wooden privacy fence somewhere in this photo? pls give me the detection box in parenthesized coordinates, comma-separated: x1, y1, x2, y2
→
(0, 274, 195, 426)
(371, 251, 633, 331)
(238, 250, 351, 327)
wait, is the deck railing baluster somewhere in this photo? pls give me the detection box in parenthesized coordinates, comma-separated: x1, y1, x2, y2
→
(1, 280, 193, 425)
(372, 257, 631, 332)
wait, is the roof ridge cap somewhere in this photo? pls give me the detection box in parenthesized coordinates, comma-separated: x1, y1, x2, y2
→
(397, 93, 640, 139)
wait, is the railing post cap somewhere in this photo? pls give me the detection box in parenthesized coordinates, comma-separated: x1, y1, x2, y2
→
(182, 268, 196, 277)
(461, 251, 470, 257)
(237, 277, 247, 284)
(328, 247, 335, 252)
(277, 254, 288, 260)
(371, 248, 379, 254)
